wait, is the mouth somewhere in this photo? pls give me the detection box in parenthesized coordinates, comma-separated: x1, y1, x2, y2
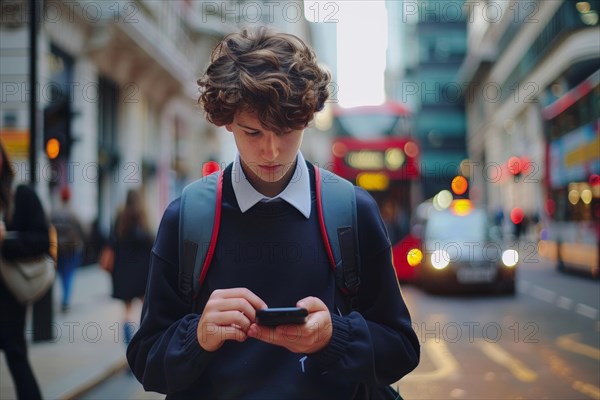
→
(257, 164, 283, 179)
(259, 164, 281, 171)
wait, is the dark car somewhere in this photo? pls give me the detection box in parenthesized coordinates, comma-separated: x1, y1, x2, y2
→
(418, 200, 517, 294)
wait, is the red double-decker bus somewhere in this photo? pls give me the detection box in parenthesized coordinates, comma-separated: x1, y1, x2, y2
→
(329, 102, 423, 282)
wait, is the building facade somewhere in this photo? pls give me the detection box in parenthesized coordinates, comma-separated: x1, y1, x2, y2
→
(459, 0, 599, 227)
(459, 0, 599, 276)
(1, 0, 313, 251)
(388, 0, 468, 200)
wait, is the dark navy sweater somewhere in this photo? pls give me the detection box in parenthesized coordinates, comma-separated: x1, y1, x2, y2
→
(127, 165, 420, 399)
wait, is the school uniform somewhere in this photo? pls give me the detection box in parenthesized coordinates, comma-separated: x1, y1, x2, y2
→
(127, 153, 420, 399)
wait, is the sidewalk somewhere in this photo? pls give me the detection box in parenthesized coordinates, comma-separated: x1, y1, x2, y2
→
(0, 265, 141, 400)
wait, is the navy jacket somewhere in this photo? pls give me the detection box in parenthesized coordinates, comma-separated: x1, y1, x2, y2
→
(127, 166, 420, 399)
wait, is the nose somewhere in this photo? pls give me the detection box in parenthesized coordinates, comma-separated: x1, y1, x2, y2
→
(261, 132, 279, 162)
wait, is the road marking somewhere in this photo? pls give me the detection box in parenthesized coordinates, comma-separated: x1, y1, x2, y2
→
(575, 303, 599, 320)
(531, 285, 556, 303)
(543, 348, 600, 400)
(556, 296, 573, 310)
(522, 280, 598, 320)
(402, 341, 459, 382)
(556, 333, 600, 361)
(572, 380, 600, 399)
(476, 340, 538, 382)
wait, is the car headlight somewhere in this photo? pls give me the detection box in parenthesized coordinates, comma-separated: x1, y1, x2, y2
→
(407, 248, 423, 267)
(431, 250, 450, 270)
(502, 249, 519, 267)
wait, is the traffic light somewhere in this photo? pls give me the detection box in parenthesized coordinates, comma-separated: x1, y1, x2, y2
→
(450, 175, 469, 199)
(43, 99, 72, 160)
(451, 175, 468, 196)
(202, 160, 221, 177)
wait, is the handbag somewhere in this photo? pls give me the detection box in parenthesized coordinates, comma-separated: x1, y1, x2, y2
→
(0, 253, 56, 304)
(99, 246, 114, 272)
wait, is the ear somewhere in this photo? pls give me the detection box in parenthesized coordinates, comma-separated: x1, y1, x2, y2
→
(225, 124, 233, 132)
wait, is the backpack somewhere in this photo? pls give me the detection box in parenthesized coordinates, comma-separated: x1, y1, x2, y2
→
(178, 162, 360, 312)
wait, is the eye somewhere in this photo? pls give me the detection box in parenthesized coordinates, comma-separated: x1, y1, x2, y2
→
(244, 130, 261, 137)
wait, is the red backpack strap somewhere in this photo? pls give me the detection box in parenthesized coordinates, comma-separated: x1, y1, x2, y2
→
(179, 169, 225, 302)
(198, 171, 224, 288)
(314, 166, 337, 272)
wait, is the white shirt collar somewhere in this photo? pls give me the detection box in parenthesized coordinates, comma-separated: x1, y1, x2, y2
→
(231, 153, 311, 219)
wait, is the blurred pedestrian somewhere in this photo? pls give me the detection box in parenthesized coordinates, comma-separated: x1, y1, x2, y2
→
(51, 186, 86, 312)
(0, 141, 46, 400)
(381, 198, 410, 245)
(128, 27, 419, 399)
(84, 217, 105, 265)
(105, 189, 154, 345)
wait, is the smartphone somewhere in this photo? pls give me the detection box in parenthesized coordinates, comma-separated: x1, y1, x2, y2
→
(256, 307, 308, 326)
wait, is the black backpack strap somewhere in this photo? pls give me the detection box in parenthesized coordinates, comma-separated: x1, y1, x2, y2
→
(313, 165, 360, 313)
(338, 226, 361, 311)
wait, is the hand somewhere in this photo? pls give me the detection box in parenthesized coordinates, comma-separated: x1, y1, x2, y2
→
(247, 296, 333, 354)
(196, 288, 268, 352)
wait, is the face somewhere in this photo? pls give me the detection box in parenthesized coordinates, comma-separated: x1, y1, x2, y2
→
(226, 110, 304, 197)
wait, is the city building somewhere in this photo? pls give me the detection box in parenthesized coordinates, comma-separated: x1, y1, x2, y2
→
(388, 0, 469, 200)
(459, 0, 599, 274)
(0, 0, 313, 246)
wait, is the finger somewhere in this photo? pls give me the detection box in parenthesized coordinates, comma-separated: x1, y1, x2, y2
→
(199, 324, 248, 348)
(208, 310, 252, 331)
(211, 288, 268, 311)
(248, 323, 307, 351)
(208, 298, 263, 322)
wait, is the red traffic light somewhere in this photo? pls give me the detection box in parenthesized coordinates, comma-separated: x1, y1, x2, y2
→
(507, 156, 522, 175)
(510, 207, 525, 224)
(202, 161, 221, 177)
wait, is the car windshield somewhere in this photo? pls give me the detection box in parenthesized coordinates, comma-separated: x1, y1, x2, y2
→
(425, 209, 488, 242)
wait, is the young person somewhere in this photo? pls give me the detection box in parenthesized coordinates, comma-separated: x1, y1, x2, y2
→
(127, 27, 420, 399)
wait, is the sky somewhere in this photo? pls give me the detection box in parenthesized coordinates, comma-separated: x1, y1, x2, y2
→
(305, 1, 389, 108)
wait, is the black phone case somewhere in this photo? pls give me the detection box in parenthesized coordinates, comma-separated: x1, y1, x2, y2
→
(256, 307, 308, 326)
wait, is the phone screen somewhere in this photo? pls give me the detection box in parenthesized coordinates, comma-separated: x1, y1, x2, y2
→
(256, 307, 308, 326)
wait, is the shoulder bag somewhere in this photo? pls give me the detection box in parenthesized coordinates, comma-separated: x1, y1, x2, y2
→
(0, 231, 56, 305)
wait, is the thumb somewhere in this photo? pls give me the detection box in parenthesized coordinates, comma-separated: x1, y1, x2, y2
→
(296, 296, 325, 313)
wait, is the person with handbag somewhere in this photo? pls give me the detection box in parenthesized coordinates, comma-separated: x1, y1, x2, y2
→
(0, 141, 48, 400)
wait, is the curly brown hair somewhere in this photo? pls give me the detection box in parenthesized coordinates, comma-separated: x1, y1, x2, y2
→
(198, 27, 331, 132)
